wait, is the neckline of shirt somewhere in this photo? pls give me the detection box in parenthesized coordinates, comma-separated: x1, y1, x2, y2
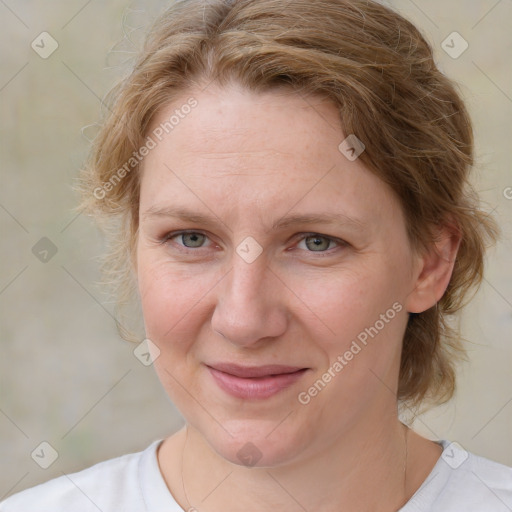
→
(138, 438, 457, 511)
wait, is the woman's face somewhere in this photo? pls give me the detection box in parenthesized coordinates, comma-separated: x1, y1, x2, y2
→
(136, 83, 422, 466)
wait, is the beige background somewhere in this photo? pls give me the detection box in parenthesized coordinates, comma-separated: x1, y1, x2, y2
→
(0, 0, 511, 498)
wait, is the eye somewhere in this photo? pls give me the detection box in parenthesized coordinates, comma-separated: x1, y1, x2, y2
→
(164, 231, 210, 249)
(296, 234, 343, 252)
(161, 231, 345, 254)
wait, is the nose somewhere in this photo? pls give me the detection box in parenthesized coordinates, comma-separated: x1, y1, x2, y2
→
(210, 256, 289, 348)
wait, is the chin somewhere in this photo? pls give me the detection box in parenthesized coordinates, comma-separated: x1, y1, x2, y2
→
(202, 419, 310, 469)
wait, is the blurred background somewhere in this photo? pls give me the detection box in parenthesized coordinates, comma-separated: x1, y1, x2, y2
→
(1, 0, 511, 498)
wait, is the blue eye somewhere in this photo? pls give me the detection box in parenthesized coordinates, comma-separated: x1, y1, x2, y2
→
(179, 232, 207, 248)
(161, 231, 345, 255)
(165, 231, 210, 249)
(297, 234, 341, 252)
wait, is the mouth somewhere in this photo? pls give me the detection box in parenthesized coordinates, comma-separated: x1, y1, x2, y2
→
(206, 363, 309, 399)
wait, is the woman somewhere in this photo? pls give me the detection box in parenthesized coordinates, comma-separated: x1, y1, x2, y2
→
(2, 0, 511, 510)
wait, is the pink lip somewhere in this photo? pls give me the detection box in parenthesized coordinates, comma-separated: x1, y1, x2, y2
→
(206, 363, 309, 399)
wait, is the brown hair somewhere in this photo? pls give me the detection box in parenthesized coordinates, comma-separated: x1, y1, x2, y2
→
(77, 0, 499, 409)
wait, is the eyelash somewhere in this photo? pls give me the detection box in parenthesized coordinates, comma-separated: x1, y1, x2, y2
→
(160, 230, 347, 256)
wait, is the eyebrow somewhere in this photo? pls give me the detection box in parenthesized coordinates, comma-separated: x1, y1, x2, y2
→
(141, 206, 366, 231)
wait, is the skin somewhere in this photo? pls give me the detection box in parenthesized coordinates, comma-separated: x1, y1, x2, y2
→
(134, 82, 460, 511)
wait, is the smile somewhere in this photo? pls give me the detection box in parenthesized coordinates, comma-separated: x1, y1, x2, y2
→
(206, 364, 309, 399)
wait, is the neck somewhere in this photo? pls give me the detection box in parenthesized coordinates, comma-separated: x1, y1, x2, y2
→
(159, 409, 413, 512)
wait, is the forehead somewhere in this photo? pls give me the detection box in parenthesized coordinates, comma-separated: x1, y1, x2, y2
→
(139, 83, 402, 230)
(147, 83, 341, 165)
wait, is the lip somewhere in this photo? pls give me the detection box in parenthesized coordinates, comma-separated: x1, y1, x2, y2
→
(206, 363, 309, 399)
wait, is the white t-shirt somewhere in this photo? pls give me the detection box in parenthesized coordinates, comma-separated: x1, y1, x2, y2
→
(1, 439, 511, 511)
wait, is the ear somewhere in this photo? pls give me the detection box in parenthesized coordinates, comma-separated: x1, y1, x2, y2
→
(405, 220, 461, 314)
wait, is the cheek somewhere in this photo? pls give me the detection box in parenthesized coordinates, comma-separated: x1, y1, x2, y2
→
(300, 263, 404, 345)
(298, 259, 408, 399)
(137, 257, 213, 414)
(137, 256, 214, 346)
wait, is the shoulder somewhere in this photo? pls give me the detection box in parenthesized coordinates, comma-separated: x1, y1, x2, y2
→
(0, 441, 162, 512)
(444, 441, 512, 509)
(405, 440, 512, 511)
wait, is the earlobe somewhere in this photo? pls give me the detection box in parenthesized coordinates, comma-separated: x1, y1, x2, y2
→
(405, 223, 461, 314)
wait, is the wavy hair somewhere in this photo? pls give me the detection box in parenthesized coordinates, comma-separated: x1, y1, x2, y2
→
(77, 0, 499, 409)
